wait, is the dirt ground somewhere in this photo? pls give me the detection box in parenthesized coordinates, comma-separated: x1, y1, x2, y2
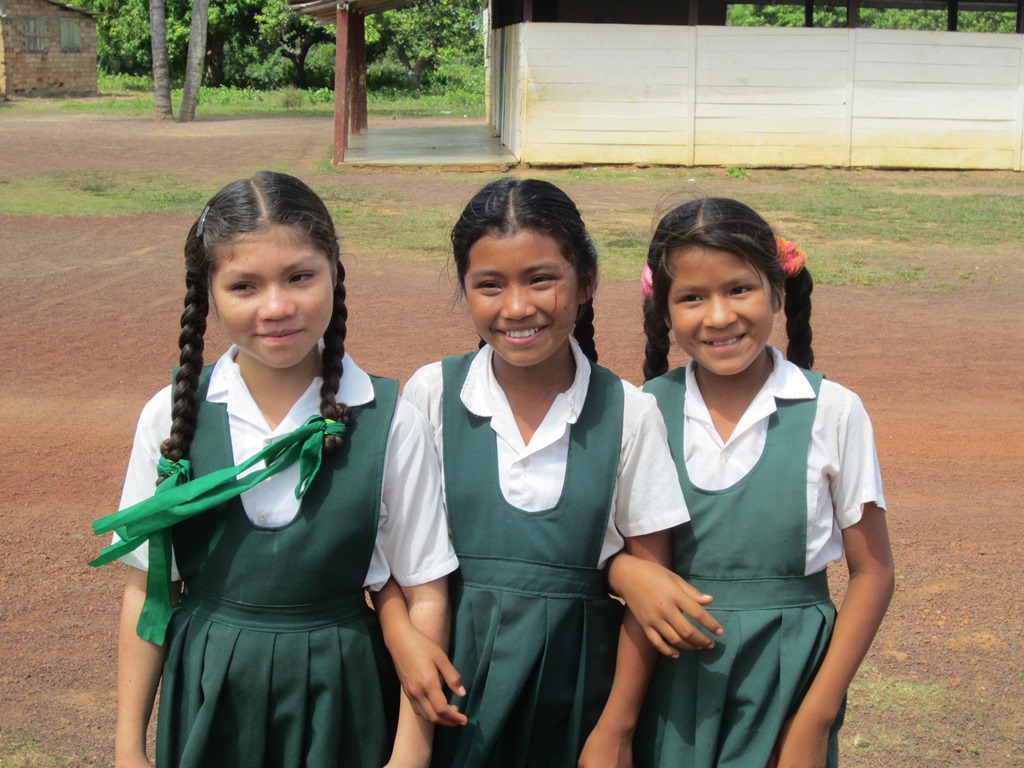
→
(0, 110, 1022, 767)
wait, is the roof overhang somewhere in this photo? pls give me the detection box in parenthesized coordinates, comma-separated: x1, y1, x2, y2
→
(287, 0, 419, 25)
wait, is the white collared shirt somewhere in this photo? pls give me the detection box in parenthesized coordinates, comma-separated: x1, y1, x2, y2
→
(681, 346, 886, 574)
(402, 343, 690, 567)
(116, 346, 457, 590)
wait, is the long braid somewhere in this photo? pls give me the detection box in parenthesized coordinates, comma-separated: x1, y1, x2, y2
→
(642, 298, 671, 381)
(574, 299, 598, 364)
(319, 249, 352, 453)
(158, 275, 208, 481)
(784, 269, 814, 369)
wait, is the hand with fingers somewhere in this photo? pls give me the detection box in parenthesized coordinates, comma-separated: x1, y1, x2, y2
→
(607, 547, 722, 657)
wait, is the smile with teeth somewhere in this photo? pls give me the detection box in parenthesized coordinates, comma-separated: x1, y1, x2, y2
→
(705, 335, 742, 346)
(503, 327, 541, 339)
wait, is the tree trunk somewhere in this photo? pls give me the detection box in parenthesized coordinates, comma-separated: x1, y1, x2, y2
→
(178, 0, 211, 123)
(149, 0, 173, 120)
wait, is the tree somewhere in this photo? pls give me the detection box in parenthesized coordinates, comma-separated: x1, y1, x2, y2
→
(150, 0, 174, 119)
(367, 0, 483, 89)
(179, 0, 211, 122)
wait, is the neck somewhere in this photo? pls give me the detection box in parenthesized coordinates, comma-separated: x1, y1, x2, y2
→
(237, 348, 322, 430)
(694, 348, 773, 441)
(491, 342, 577, 400)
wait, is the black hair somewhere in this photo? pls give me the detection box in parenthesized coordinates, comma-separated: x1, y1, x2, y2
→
(642, 196, 813, 381)
(160, 171, 350, 479)
(450, 177, 600, 363)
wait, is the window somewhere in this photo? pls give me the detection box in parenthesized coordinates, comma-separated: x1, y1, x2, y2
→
(24, 17, 47, 53)
(60, 17, 81, 52)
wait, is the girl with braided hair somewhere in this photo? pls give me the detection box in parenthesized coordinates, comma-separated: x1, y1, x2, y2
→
(95, 171, 460, 768)
(613, 197, 893, 767)
(399, 178, 722, 768)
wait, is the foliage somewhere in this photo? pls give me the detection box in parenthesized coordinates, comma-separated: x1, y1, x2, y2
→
(79, 0, 338, 90)
(727, 3, 1016, 32)
(366, 0, 484, 89)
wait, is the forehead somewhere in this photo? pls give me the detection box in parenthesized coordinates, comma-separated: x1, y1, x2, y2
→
(214, 225, 323, 270)
(467, 230, 573, 273)
(667, 245, 762, 282)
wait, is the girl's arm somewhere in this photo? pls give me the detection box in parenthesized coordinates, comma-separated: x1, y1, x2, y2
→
(770, 503, 894, 768)
(373, 577, 466, 768)
(606, 542, 722, 657)
(115, 566, 166, 768)
(578, 531, 672, 768)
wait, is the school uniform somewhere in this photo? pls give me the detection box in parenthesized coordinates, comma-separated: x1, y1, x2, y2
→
(635, 346, 886, 768)
(117, 347, 457, 768)
(403, 342, 688, 768)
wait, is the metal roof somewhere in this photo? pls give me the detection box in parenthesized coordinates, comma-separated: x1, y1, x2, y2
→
(287, 0, 419, 25)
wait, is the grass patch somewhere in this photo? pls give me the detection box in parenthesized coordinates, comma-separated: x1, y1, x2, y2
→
(0, 738, 61, 768)
(0, 172, 209, 216)
(838, 662, 975, 767)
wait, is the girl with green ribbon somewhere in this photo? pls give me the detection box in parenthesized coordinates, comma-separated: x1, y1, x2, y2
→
(94, 172, 462, 768)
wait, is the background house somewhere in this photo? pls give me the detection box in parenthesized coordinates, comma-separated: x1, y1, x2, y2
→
(292, 0, 1024, 170)
(0, 0, 100, 97)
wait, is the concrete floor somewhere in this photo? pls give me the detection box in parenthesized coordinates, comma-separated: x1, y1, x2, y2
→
(342, 120, 517, 170)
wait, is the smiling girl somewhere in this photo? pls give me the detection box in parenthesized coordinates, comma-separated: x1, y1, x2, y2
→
(401, 178, 721, 768)
(93, 172, 458, 768)
(630, 197, 894, 768)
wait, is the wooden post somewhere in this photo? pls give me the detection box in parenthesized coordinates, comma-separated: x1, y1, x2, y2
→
(1017, 0, 1023, 33)
(948, 0, 959, 31)
(847, 0, 859, 28)
(333, 4, 350, 165)
(688, 0, 699, 25)
(353, 12, 368, 133)
(805, 0, 814, 28)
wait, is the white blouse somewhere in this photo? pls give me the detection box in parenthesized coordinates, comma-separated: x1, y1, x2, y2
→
(680, 346, 886, 574)
(116, 347, 458, 590)
(402, 343, 690, 567)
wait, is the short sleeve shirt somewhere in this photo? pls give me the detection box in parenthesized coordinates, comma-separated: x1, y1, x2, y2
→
(402, 343, 689, 567)
(116, 347, 457, 590)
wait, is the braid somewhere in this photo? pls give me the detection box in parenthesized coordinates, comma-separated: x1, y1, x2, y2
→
(319, 253, 352, 453)
(573, 299, 598, 364)
(159, 278, 208, 480)
(784, 268, 814, 369)
(642, 298, 671, 381)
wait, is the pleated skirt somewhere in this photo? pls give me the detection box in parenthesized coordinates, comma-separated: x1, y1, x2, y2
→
(156, 590, 398, 768)
(431, 558, 622, 768)
(636, 596, 844, 768)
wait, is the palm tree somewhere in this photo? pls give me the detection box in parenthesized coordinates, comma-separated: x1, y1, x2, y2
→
(179, 0, 210, 122)
(149, 0, 173, 119)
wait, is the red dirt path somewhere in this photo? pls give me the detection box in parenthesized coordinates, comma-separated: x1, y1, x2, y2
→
(0, 110, 1021, 767)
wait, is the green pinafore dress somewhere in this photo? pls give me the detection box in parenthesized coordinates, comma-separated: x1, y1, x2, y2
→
(156, 368, 400, 768)
(430, 352, 626, 768)
(636, 368, 844, 768)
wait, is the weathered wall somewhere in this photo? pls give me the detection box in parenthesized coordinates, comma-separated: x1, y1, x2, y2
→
(0, 0, 98, 96)
(500, 24, 1024, 171)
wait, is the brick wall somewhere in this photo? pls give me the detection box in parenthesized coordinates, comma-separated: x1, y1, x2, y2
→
(1, 0, 98, 96)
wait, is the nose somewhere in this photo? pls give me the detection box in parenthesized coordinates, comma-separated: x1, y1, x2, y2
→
(704, 295, 736, 328)
(258, 285, 295, 320)
(502, 283, 535, 320)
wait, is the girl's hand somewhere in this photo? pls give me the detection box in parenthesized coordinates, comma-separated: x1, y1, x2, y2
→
(607, 542, 722, 656)
(578, 722, 633, 768)
(389, 623, 467, 727)
(768, 713, 830, 768)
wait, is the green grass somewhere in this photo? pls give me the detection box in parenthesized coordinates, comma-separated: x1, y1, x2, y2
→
(0, 172, 210, 216)
(0, 738, 61, 768)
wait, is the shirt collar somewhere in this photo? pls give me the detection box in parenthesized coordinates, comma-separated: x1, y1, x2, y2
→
(207, 345, 374, 429)
(683, 346, 816, 424)
(460, 342, 592, 426)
